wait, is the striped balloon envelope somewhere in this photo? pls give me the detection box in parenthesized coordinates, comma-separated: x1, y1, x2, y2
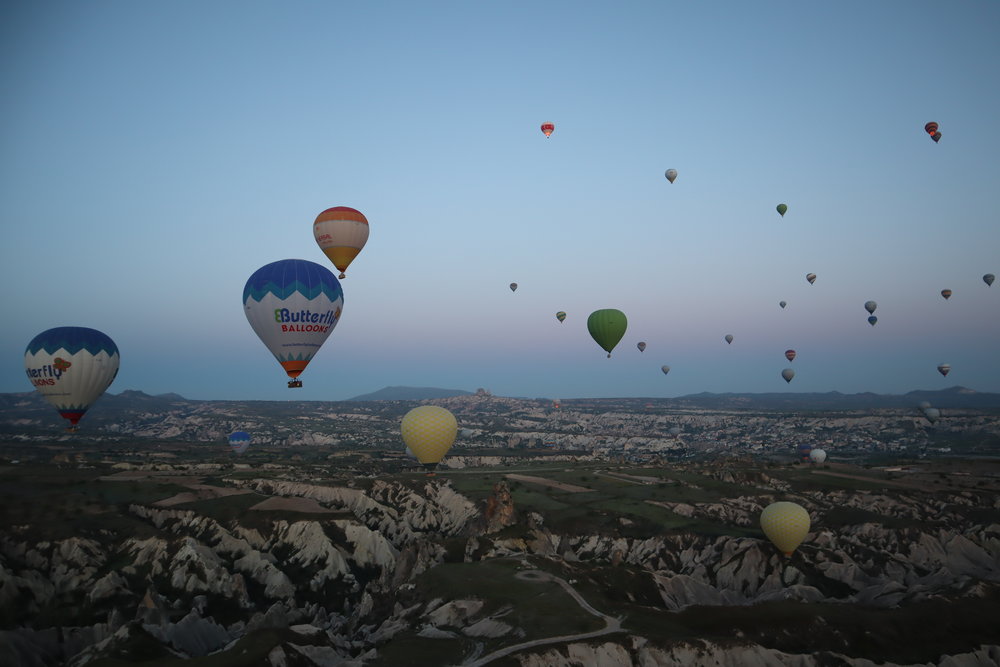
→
(229, 431, 251, 454)
(540, 122, 555, 137)
(24, 327, 120, 429)
(243, 259, 343, 387)
(313, 206, 369, 279)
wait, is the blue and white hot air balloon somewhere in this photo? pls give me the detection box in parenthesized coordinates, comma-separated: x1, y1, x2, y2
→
(243, 259, 344, 388)
(229, 431, 251, 454)
(24, 327, 120, 429)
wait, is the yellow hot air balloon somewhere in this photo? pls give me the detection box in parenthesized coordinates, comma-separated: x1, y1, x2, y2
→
(313, 206, 370, 279)
(400, 405, 457, 473)
(760, 501, 810, 557)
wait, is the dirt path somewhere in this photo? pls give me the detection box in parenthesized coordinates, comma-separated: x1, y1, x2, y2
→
(460, 568, 623, 666)
(504, 473, 593, 493)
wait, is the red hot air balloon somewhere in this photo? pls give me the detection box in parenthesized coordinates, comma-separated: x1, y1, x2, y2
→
(540, 122, 555, 138)
(785, 349, 796, 362)
(925, 122, 941, 143)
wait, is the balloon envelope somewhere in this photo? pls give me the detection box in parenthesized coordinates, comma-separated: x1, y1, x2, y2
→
(556, 311, 566, 323)
(229, 431, 251, 454)
(941, 289, 952, 299)
(984, 274, 995, 287)
(665, 169, 678, 183)
(401, 406, 458, 469)
(937, 363, 951, 377)
(781, 368, 795, 383)
(313, 206, 369, 279)
(779, 301, 787, 309)
(924, 122, 938, 135)
(760, 501, 810, 556)
(540, 122, 554, 137)
(587, 309, 628, 357)
(24, 327, 120, 427)
(776, 204, 787, 217)
(243, 259, 344, 384)
(922, 407, 941, 424)
(868, 315, 878, 326)
(661, 365, 670, 375)
(637, 341, 646, 352)
(509, 283, 518, 292)
(785, 349, 796, 362)
(864, 301, 877, 314)
(724, 334, 734, 344)
(931, 132, 941, 143)
(806, 273, 817, 285)
(809, 448, 827, 464)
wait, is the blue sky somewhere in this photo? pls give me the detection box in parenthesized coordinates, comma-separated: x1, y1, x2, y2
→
(2, 1, 998, 401)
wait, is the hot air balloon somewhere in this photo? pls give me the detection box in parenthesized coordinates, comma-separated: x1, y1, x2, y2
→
(864, 301, 877, 314)
(665, 169, 678, 183)
(587, 309, 628, 358)
(941, 289, 952, 300)
(540, 122, 555, 138)
(24, 327, 120, 430)
(785, 349, 796, 362)
(724, 334, 734, 344)
(401, 405, 457, 473)
(661, 365, 670, 375)
(229, 431, 251, 454)
(243, 259, 343, 388)
(556, 311, 567, 323)
(510, 283, 518, 292)
(922, 407, 941, 424)
(985, 274, 995, 287)
(806, 273, 817, 285)
(760, 501, 810, 557)
(796, 443, 813, 462)
(779, 301, 787, 309)
(809, 448, 827, 464)
(781, 368, 795, 383)
(637, 341, 646, 352)
(668, 426, 682, 436)
(924, 122, 941, 142)
(868, 316, 878, 326)
(313, 206, 369, 279)
(776, 204, 787, 217)
(931, 132, 942, 143)
(937, 363, 950, 377)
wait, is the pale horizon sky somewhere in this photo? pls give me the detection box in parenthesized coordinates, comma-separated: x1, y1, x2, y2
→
(2, 1, 998, 402)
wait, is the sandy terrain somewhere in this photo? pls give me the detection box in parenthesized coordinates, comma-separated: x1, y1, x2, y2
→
(248, 496, 340, 513)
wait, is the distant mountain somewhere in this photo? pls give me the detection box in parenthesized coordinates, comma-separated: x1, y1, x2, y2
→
(346, 386, 473, 401)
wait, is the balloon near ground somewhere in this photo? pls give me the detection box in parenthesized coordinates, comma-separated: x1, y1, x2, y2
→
(809, 448, 827, 464)
(229, 431, 251, 454)
(243, 259, 344, 388)
(24, 327, 120, 430)
(313, 206, 369, 279)
(760, 501, 811, 556)
(540, 122, 554, 137)
(400, 405, 458, 472)
(922, 407, 941, 424)
(587, 309, 628, 358)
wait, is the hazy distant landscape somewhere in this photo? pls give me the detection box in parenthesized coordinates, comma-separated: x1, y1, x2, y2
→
(1, 388, 999, 666)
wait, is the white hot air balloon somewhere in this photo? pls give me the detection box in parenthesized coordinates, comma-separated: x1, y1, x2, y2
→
(24, 327, 120, 430)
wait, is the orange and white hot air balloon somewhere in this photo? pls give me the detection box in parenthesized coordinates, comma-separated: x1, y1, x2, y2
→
(313, 206, 370, 279)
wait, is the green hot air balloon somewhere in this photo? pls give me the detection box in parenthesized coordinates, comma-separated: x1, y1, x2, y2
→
(587, 309, 627, 358)
(776, 203, 787, 217)
(556, 311, 567, 323)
